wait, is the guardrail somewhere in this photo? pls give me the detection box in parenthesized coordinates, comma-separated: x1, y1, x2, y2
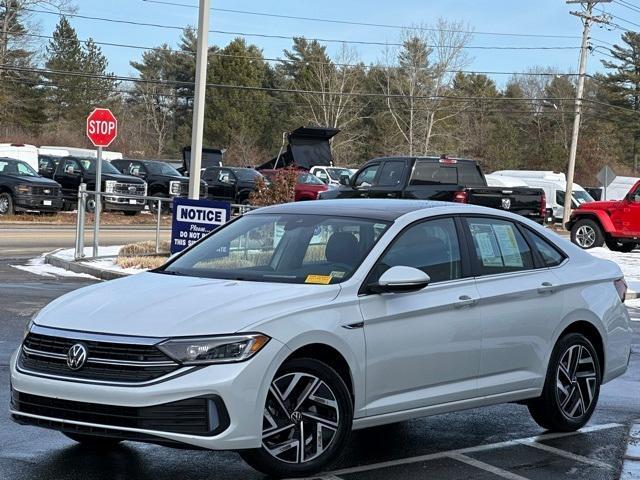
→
(74, 184, 258, 261)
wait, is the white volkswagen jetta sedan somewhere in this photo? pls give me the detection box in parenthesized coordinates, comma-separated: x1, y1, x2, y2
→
(10, 200, 632, 477)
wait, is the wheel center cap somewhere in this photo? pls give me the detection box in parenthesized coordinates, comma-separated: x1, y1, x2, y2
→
(290, 411, 303, 424)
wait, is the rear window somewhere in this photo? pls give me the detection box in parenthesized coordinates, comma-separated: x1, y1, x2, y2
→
(409, 160, 484, 187)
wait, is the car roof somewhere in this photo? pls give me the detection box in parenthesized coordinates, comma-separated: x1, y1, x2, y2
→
(247, 199, 477, 221)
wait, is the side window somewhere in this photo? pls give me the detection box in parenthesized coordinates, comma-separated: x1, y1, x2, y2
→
(129, 162, 144, 176)
(372, 218, 462, 283)
(38, 157, 50, 170)
(203, 168, 218, 182)
(466, 217, 534, 275)
(375, 161, 405, 187)
(524, 230, 566, 267)
(17, 163, 32, 175)
(218, 169, 235, 184)
(354, 164, 379, 187)
(409, 161, 458, 185)
(61, 158, 80, 174)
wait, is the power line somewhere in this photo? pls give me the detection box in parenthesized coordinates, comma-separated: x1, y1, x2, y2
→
(614, 0, 640, 14)
(25, 7, 581, 52)
(140, 0, 582, 40)
(0, 63, 585, 101)
(9, 31, 584, 78)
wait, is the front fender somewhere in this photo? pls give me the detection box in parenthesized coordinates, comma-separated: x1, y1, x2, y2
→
(570, 210, 615, 233)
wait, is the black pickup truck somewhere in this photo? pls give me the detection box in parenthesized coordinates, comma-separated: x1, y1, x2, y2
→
(111, 159, 208, 213)
(202, 166, 265, 204)
(53, 156, 147, 215)
(0, 157, 63, 215)
(319, 156, 546, 223)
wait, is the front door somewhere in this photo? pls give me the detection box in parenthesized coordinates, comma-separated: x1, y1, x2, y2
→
(56, 157, 83, 197)
(366, 160, 407, 199)
(338, 163, 381, 199)
(613, 185, 640, 236)
(359, 217, 481, 416)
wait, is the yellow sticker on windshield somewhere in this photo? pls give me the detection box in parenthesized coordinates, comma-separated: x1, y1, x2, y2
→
(305, 275, 332, 285)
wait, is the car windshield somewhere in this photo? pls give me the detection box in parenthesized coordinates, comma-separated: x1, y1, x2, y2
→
(146, 162, 182, 176)
(298, 173, 325, 185)
(79, 159, 120, 174)
(0, 159, 38, 176)
(326, 168, 352, 181)
(161, 214, 390, 284)
(573, 190, 594, 204)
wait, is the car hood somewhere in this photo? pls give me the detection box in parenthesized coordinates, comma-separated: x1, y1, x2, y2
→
(576, 200, 620, 210)
(99, 172, 146, 184)
(34, 272, 341, 338)
(0, 174, 59, 186)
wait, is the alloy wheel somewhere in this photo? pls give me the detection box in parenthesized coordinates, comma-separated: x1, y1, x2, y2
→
(262, 372, 340, 464)
(575, 225, 596, 248)
(0, 197, 8, 214)
(556, 344, 597, 419)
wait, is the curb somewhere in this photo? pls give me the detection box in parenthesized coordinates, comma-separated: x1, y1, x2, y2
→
(44, 252, 129, 281)
(620, 423, 640, 479)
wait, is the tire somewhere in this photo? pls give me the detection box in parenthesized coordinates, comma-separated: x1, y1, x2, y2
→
(85, 197, 100, 214)
(605, 238, 636, 253)
(240, 358, 353, 478)
(148, 193, 170, 215)
(570, 219, 604, 249)
(0, 192, 14, 215)
(63, 432, 123, 448)
(528, 333, 601, 432)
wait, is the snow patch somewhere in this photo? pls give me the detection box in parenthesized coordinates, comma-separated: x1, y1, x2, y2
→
(11, 255, 96, 279)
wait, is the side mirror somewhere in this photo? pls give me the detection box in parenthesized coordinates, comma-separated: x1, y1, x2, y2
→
(339, 174, 351, 186)
(368, 266, 430, 294)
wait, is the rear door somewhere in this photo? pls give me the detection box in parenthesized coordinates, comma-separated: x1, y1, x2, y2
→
(462, 216, 564, 397)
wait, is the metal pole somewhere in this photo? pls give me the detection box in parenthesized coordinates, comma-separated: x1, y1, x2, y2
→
(188, 0, 211, 199)
(93, 146, 103, 257)
(563, 0, 611, 228)
(156, 199, 161, 254)
(75, 183, 87, 260)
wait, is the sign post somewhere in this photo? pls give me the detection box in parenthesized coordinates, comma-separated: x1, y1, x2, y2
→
(596, 165, 616, 201)
(86, 108, 118, 257)
(171, 198, 231, 254)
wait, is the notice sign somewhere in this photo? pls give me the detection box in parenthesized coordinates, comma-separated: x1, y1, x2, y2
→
(171, 197, 231, 254)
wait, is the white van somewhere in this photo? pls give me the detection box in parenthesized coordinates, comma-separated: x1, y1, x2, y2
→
(590, 176, 640, 200)
(39, 145, 123, 161)
(0, 143, 39, 171)
(310, 165, 354, 186)
(485, 174, 528, 188)
(492, 170, 594, 222)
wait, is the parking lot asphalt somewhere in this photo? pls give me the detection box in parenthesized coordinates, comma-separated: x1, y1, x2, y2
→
(1, 253, 639, 480)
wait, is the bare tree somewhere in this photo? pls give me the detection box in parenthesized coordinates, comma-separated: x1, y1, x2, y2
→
(292, 43, 368, 163)
(381, 19, 473, 155)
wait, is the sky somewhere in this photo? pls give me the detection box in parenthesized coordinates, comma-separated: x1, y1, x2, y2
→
(32, 0, 635, 86)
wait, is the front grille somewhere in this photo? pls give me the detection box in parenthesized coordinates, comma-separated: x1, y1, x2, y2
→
(20, 332, 179, 383)
(179, 182, 207, 197)
(11, 390, 228, 436)
(114, 182, 146, 195)
(31, 186, 60, 196)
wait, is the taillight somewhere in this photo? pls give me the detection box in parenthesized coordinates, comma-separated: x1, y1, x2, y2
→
(540, 191, 546, 221)
(614, 278, 627, 302)
(454, 190, 468, 203)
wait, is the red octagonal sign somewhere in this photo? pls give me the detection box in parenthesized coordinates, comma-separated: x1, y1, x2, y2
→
(86, 108, 118, 148)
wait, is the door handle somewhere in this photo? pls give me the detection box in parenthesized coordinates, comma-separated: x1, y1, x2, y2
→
(537, 282, 555, 294)
(455, 295, 477, 308)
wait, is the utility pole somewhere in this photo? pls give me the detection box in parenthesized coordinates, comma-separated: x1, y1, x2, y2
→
(188, 0, 211, 199)
(563, 0, 611, 227)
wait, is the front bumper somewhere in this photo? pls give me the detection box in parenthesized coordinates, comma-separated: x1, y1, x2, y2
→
(9, 338, 289, 450)
(15, 195, 63, 212)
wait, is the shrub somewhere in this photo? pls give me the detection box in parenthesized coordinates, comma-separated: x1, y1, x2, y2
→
(249, 168, 298, 206)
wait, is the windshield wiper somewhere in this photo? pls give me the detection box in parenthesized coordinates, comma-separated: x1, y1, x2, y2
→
(154, 270, 185, 276)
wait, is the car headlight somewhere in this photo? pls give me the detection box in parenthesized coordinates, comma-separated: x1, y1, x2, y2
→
(104, 180, 117, 193)
(158, 334, 270, 365)
(169, 181, 182, 195)
(15, 184, 31, 194)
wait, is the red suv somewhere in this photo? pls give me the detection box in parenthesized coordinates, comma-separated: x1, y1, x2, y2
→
(567, 180, 640, 251)
(261, 169, 329, 201)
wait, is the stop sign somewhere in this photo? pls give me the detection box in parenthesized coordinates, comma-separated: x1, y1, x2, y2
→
(86, 108, 118, 147)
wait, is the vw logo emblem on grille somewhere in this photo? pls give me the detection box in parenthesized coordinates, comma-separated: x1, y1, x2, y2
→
(66, 343, 88, 371)
(501, 198, 512, 210)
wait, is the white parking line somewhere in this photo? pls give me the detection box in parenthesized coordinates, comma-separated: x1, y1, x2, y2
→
(448, 452, 529, 480)
(326, 423, 623, 477)
(516, 439, 613, 469)
(621, 423, 640, 479)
